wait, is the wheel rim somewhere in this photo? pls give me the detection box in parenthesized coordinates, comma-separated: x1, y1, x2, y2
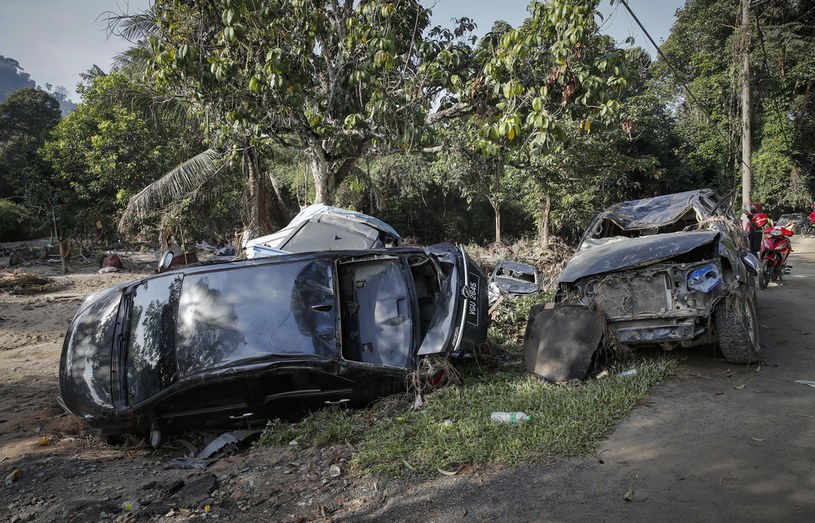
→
(744, 298, 758, 349)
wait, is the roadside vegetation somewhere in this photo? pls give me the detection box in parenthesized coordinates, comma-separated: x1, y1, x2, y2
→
(258, 292, 676, 477)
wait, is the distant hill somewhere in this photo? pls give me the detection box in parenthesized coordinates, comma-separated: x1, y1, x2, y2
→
(0, 55, 35, 101)
(0, 54, 77, 115)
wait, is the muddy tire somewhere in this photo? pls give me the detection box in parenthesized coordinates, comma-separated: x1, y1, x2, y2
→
(714, 287, 760, 364)
(758, 258, 772, 289)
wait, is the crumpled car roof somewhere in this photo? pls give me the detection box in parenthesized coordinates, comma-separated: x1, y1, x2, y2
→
(598, 189, 716, 231)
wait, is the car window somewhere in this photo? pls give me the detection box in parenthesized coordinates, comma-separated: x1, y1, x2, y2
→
(175, 260, 337, 376)
(126, 274, 182, 405)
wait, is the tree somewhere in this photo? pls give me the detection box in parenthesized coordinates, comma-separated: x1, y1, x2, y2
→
(0, 88, 61, 207)
(656, 0, 815, 213)
(452, 0, 635, 246)
(41, 70, 205, 240)
(140, 0, 474, 209)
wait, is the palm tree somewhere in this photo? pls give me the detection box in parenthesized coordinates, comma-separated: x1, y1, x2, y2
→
(104, 5, 289, 240)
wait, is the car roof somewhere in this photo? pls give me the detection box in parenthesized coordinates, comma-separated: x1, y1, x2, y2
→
(598, 189, 719, 230)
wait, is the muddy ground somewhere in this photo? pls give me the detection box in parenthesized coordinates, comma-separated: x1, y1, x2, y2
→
(1, 239, 814, 522)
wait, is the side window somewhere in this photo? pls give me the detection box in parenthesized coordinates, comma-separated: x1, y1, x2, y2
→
(126, 274, 182, 404)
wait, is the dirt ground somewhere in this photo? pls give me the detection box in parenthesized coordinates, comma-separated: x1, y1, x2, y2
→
(1, 238, 814, 522)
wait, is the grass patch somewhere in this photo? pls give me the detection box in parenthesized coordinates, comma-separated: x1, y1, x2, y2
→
(257, 407, 356, 447)
(350, 357, 674, 476)
(257, 355, 675, 477)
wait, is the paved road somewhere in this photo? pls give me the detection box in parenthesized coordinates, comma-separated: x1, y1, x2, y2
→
(362, 236, 815, 522)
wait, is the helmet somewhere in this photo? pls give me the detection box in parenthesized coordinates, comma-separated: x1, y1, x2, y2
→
(751, 202, 763, 213)
(811, 203, 815, 210)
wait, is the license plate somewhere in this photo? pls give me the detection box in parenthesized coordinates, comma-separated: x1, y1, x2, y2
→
(464, 271, 480, 327)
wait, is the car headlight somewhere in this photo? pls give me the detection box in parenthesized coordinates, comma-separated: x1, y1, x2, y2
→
(687, 264, 721, 293)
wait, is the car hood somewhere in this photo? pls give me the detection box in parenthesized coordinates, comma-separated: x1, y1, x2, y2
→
(560, 230, 721, 283)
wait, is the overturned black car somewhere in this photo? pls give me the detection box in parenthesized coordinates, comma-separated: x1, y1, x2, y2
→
(59, 243, 487, 441)
(526, 190, 760, 381)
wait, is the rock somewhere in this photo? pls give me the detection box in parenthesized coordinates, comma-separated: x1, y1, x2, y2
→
(174, 474, 217, 508)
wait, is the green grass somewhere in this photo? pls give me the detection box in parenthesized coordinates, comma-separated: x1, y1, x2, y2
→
(257, 355, 675, 477)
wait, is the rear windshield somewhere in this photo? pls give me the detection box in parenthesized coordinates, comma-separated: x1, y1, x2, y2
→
(282, 218, 382, 252)
(175, 260, 337, 376)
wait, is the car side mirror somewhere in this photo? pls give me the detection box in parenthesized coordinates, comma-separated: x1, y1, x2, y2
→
(741, 251, 759, 275)
(159, 251, 174, 272)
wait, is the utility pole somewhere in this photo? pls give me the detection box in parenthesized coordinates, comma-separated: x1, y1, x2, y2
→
(740, 0, 752, 211)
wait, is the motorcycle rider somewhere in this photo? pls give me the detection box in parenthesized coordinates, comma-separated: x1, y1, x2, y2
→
(744, 202, 768, 255)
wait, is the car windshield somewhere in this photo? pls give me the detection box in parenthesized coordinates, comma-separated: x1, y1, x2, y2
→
(126, 274, 182, 405)
(62, 287, 123, 409)
(175, 259, 337, 377)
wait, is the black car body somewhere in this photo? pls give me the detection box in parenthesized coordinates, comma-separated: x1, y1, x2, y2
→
(553, 189, 760, 364)
(59, 243, 487, 437)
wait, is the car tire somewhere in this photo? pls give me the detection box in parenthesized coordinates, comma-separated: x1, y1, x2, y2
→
(758, 259, 772, 289)
(714, 286, 760, 364)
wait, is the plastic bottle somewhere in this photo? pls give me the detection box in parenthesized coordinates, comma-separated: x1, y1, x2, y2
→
(490, 411, 531, 423)
(617, 369, 637, 378)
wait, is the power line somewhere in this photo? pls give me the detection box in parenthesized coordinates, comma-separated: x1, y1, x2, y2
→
(618, 0, 752, 175)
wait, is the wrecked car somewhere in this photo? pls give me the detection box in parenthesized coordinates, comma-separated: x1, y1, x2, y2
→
(58, 243, 487, 443)
(526, 190, 760, 381)
(488, 261, 540, 304)
(245, 204, 401, 258)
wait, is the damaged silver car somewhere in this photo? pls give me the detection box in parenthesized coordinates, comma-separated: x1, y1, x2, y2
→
(527, 190, 760, 380)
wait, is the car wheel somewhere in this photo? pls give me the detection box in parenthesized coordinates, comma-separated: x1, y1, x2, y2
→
(758, 258, 772, 289)
(714, 286, 760, 364)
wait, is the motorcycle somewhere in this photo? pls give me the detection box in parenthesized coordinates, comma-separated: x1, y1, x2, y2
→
(758, 225, 793, 289)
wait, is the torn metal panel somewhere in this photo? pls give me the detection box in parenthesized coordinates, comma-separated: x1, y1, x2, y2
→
(583, 189, 718, 235)
(524, 304, 605, 382)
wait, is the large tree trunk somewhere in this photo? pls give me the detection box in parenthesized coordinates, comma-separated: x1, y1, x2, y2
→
(244, 146, 274, 238)
(307, 147, 335, 205)
(538, 190, 551, 250)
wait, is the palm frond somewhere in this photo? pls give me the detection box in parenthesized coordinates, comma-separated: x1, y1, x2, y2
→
(101, 8, 158, 44)
(94, 84, 198, 130)
(118, 149, 225, 230)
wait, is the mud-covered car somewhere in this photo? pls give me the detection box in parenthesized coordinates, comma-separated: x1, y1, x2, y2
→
(553, 189, 760, 364)
(59, 243, 487, 441)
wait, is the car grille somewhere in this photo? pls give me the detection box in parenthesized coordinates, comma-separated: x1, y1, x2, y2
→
(592, 272, 672, 319)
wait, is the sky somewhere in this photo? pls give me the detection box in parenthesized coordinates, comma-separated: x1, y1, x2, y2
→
(0, 0, 684, 103)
